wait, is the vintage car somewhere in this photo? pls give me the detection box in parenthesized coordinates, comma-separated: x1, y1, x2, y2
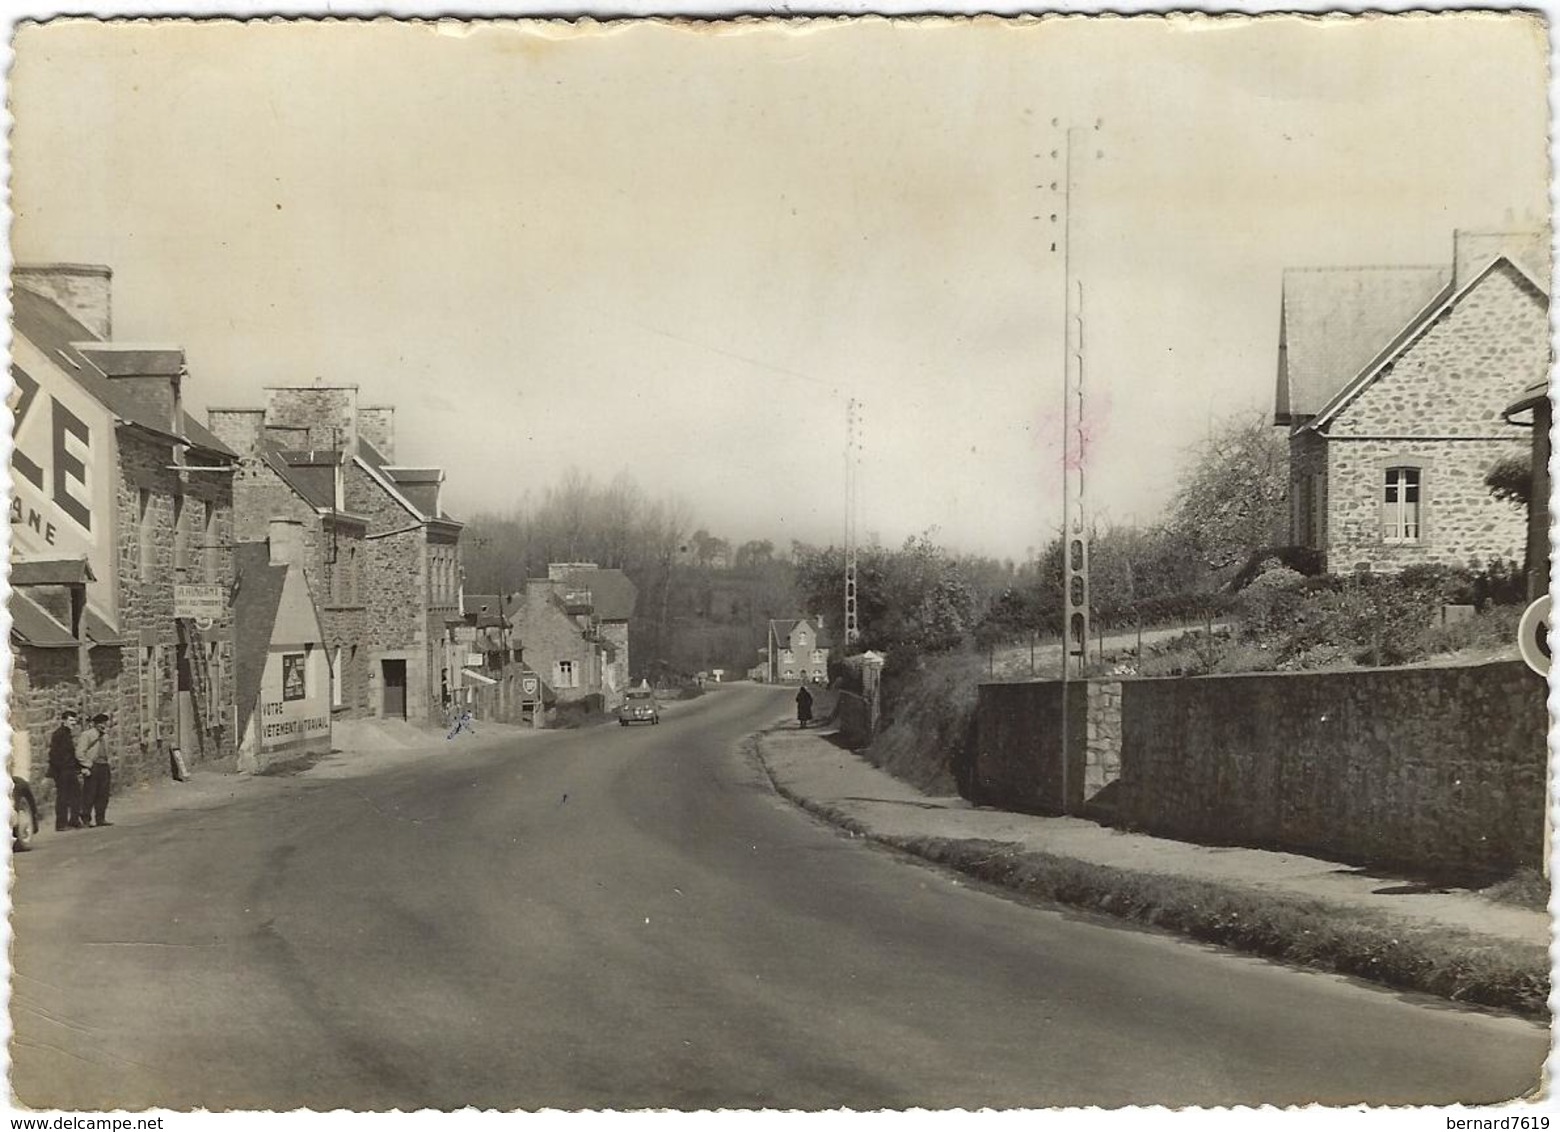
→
(617, 688, 661, 727)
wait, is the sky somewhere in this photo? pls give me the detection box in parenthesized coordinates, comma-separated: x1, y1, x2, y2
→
(8, 13, 1550, 561)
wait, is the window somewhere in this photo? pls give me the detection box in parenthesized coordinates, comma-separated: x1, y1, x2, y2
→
(1383, 466, 1422, 542)
(782, 649, 794, 663)
(811, 650, 823, 663)
(554, 660, 576, 688)
(331, 648, 343, 708)
(138, 489, 154, 582)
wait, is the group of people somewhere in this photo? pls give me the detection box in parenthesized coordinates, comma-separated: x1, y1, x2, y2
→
(45, 709, 114, 831)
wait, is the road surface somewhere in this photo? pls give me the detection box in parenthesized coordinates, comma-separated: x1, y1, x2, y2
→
(10, 685, 1547, 1110)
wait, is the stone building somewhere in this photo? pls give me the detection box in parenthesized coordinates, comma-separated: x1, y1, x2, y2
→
(9, 264, 238, 795)
(504, 564, 637, 710)
(200, 412, 372, 719)
(208, 385, 463, 726)
(766, 617, 831, 683)
(1274, 230, 1549, 573)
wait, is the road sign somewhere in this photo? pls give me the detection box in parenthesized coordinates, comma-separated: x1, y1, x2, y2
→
(521, 675, 539, 698)
(1518, 595, 1551, 676)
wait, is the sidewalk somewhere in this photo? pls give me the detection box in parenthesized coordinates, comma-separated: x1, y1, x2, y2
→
(54, 716, 543, 829)
(754, 719, 1551, 1013)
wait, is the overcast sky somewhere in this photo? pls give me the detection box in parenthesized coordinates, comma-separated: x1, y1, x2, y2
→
(9, 14, 1549, 561)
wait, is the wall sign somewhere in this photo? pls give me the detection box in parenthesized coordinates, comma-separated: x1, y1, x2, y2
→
(282, 653, 307, 701)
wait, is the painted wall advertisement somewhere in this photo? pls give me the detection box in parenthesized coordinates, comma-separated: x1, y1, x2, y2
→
(260, 650, 328, 754)
(9, 336, 120, 623)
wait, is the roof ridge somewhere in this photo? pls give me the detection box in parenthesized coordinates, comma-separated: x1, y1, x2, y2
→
(1282, 263, 1448, 275)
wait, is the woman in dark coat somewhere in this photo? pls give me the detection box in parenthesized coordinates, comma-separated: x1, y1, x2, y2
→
(795, 684, 814, 729)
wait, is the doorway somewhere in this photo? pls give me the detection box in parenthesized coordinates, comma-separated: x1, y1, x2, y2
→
(381, 659, 407, 719)
(176, 644, 197, 756)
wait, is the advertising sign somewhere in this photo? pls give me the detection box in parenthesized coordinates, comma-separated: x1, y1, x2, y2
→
(282, 653, 307, 701)
(175, 584, 227, 620)
(9, 335, 120, 624)
(521, 674, 540, 699)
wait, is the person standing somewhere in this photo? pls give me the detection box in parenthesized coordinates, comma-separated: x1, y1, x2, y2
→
(78, 713, 113, 828)
(45, 709, 82, 831)
(795, 684, 814, 729)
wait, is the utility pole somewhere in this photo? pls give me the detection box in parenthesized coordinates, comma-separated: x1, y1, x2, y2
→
(844, 397, 862, 652)
(1051, 117, 1101, 814)
(1060, 123, 1095, 681)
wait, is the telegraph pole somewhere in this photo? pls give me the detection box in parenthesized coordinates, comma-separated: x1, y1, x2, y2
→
(844, 397, 862, 651)
(1051, 118, 1100, 814)
(1059, 122, 1096, 680)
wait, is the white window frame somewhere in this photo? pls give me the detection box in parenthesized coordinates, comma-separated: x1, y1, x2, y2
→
(555, 660, 576, 689)
(1383, 466, 1422, 543)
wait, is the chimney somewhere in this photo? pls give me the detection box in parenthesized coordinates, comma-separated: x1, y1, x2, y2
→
(358, 406, 396, 461)
(264, 384, 359, 454)
(14, 263, 113, 339)
(207, 408, 266, 456)
(77, 344, 184, 435)
(268, 518, 305, 568)
(1452, 228, 1553, 290)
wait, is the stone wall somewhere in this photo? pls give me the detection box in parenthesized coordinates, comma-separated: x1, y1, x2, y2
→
(1114, 661, 1546, 874)
(1324, 437, 1527, 571)
(1082, 681, 1122, 800)
(1322, 259, 1545, 572)
(346, 461, 429, 722)
(601, 621, 630, 707)
(512, 586, 598, 704)
(971, 681, 1088, 814)
(265, 386, 360, 452)
(113, 429, 237, 786)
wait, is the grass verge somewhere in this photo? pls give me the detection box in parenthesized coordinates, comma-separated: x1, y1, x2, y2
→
(754, 734, 1549, 1018)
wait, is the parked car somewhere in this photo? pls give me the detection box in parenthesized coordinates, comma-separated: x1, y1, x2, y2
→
(617, 688, 660, 727)
(12, 776, 38, 852)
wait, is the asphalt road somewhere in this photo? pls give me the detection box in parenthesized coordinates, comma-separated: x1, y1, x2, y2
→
(10, 685, 1549, 1110)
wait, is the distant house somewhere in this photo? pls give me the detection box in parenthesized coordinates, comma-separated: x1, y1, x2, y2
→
(504, 563, 638, 710)
(766, 617, 832, 683)
(1275, 230, 1549, 573)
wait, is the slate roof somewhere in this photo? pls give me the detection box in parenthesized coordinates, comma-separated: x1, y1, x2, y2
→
(558, 567, 637, 621)
(462, 593, 512, 629)
(9, 589, 76, 648)
(12, 283, 236, 459)
(231, 543, 288, 739)
(1305, 255, 1552, 433)
(1275, 265, 1452, 425)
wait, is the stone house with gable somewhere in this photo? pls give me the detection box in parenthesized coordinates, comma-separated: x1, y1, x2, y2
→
(209, 385, 463, 726)
(9, 264, 238, 794)
(766, 617, 831, 683)
(1275, 230, 1550, 574)
(203, 425, 373, 720)
(503, 563, 637, 710)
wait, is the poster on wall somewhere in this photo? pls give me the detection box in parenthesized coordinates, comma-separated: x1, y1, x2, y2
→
(282, 653, 306, 702)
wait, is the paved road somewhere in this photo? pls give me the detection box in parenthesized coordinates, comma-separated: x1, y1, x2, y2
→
(10, 685, 1547, 1110)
